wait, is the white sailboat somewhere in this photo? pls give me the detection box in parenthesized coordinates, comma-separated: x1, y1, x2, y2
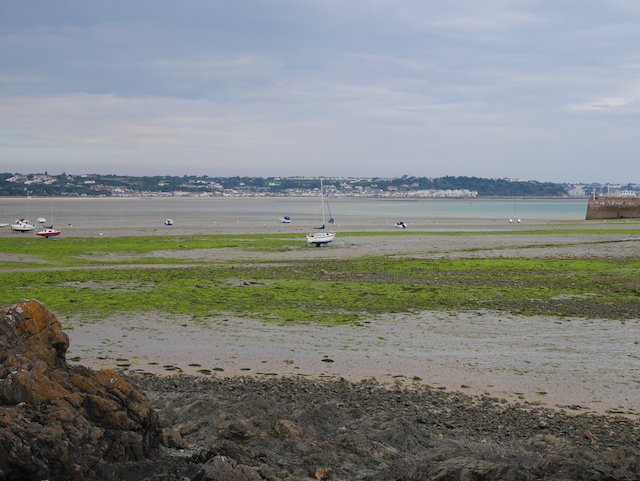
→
(11, 219, 35, 232)
(11, 192, 35, 232)
(306, 179, 336, 246)
(508, 197, 521, 224)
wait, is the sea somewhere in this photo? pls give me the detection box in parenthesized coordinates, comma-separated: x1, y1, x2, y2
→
(1, 196, 588, 232)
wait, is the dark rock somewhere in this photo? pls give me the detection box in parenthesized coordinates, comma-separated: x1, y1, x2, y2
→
(135, 374, 640, 481)
(0, 299, 161, 481)
(192, 456, 262, 481)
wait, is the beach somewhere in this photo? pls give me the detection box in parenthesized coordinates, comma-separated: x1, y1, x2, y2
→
(2, 200, 640, 479)
(54, 225, 640, 417)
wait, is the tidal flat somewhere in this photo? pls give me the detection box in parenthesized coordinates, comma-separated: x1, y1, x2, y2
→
(1, 224, 639, 415)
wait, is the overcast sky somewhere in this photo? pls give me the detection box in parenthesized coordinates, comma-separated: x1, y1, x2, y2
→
(1, 1, 639, 182)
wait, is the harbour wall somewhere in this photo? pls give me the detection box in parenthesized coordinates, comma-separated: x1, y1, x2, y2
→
(585, 196, 640, 220)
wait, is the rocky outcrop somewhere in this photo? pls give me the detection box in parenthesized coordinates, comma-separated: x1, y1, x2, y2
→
(136, 375, 640, 481)
(0, 300, 161, 481)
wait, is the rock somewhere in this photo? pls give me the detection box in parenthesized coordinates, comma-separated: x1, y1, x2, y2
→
(0, 299, 161, 481)
(135, 375, 640, 481)
(192, 456, 262, 481)
(161, 427, 185, 448)
(312, 466, 330, 480)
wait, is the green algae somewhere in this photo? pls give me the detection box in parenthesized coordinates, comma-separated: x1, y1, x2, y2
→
(1, 230, 639, 323)
(1, 252, 638, 323)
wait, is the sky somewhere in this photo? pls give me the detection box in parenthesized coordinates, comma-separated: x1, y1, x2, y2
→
(1, 1, 639, 183)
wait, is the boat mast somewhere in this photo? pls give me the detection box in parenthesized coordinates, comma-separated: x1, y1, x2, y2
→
(320, 179, 326, 227)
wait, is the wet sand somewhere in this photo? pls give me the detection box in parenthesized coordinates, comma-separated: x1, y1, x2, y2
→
(66, 309, 640, 416)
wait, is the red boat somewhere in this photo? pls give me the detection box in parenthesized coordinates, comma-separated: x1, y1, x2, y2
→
(36, 227, 61, 238)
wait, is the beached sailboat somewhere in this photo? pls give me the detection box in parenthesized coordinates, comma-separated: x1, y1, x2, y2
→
(11, 219, 35, 232)
(35, 201, 61, 238)
(306, 179, 336, 246)
(11, 192, 36, 232)
(508, 197, 521, 224)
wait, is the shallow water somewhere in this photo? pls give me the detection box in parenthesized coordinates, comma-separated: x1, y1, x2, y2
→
(0, 197, 588, 231)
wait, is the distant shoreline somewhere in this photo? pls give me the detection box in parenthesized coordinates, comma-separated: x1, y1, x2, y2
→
(0, 194, 590, 200)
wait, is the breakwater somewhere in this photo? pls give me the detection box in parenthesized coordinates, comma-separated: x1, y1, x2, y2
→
(586, 196, 640, 220)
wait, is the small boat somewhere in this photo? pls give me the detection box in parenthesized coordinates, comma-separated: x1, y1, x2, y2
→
(12, 193, 35, 232)
(35, 200, 62, 237)
(307, 180, 336, 246)
(509, 197, 522, 224)
(307, 231, 336, 245)
(0, 223, 8, 228)
(11, 219, 35, 232)
(394, 221, 407, 229)
(280, 216, 292, 223)
(37, 217, 47, 224)
(164, 219, 174, 226)
(36, 227, 61, 238)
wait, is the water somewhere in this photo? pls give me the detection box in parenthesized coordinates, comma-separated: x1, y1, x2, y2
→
(0, 196, 588, 231)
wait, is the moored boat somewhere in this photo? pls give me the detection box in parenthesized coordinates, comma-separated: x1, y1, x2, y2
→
(36, 227, 61, 238)
(306, 179, 336, 246)
(11, 219, 35, 233)
(307, 231, 336, 245)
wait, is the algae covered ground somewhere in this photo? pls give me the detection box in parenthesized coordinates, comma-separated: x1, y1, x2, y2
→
(1, 228, 639, 324)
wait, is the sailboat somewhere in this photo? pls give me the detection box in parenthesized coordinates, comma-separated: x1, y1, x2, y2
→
(36, 200, 61, 238)
(508, 197, 521, 224)
(11, 219, 35, 232)
(11, 192, 35, 232)
(306, 179, 336, 246)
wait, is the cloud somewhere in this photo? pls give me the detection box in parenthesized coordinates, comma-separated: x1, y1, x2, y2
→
(1, 0, 640, 181)
(569, 97, 631, 111)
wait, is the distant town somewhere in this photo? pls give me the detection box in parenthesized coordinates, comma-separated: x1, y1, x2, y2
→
(1, 172, 638, 198)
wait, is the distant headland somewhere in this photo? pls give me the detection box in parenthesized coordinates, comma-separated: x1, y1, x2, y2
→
(1, 172, 638, 199)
